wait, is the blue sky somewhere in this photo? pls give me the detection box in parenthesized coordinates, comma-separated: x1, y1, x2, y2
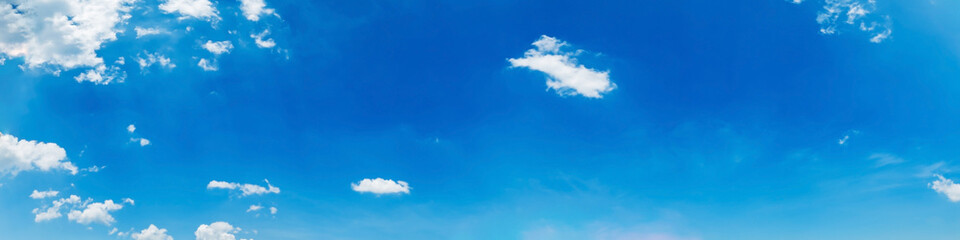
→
(2, 0, 960, 239)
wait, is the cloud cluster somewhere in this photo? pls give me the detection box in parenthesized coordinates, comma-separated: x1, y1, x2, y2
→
(239, 0, 276, 21)
(159, 0, 220, 21)
(508, 35, 615, 98)
(931, 175, 960, 202)
(30, 190, 60, 199)
(0, 132, 78, 176)
(351, 178, 411, 195)
(812, 0, 892, 43)
(32, 194, 132, 226)
(208, 179, 280, 196)
(195, 221, 238, 240)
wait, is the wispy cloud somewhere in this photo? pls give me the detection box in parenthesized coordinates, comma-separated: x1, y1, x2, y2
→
(509, 35, 615, 98)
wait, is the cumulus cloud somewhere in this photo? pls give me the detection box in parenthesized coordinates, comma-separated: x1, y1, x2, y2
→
(137, 52, 176, 70)
(202, 40, 233, 55)
(30, 190, 59, 199)
(246, 204, 262, 212)
(67, 199, 126, 225)
(508, 35, 615, 98)
(159, 0, 220, 21)
(128, 124, 137, 133)
(931, 174, 960, 202)
(0, 132, 78, 176)
(239, 0, 276, 21)
(269, 206, 277, 214)
(198, 58, 218, 71)
(207, 179, 280, 196)
(33, 195, 81, 222)
(0, 0, 136, 70)
(135, 27, 164, 39)
(812, 0, 892, 43)
(132, 224, 173, 240)
(251, 30, 276, 48)
(195, 221, 238, 240)
(75, 64, 126, 84)
(351, 178, 410, 195)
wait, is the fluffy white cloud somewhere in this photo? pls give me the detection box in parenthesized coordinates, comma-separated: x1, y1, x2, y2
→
(67, 199, 126, 225)
(195, 221, 238, 240)
(0, 0, 135, 70)
(207, 179, 280, 196)
(137, 52, 176, 70)
(132, 224, 174, 240)
(198, 58, 218, 71)
(159, 0, 219, 21)
(32, 195, 80, 222)
(813, 0, 892, 43)
(931, 174, 960, 202)
(251, 30, 276, 48)
(75, 64, 126, 84)
(239, 0, 276, 21)
(351, 178, 410, 195)
(269, 206, 277, 214)
(135, 27, 164, 38)
(30, 190, 59, 199)
(508, 35, 615, 98)
(202, 40, 233, 55)
(128, 124, 137, 133)
(0, 132, 78, 176)
(246, 204, 262, 212)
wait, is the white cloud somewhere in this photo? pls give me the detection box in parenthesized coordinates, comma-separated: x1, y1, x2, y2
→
(135, 27, 164, 39)
(202, 40, 234, 55)
(351, 178, 410, 195)
(0, 0, 135, 71)
(132, 224, 173, 240)
(137, 52, 176, 70)
(869, 153, 904, 167)
(116, 57, 126, 65)
(813, 0, 892, 43)
(82, 165, 105, 172)
(195, 221, 238, 240)
(251, 30, 276, 48)
(0, 132, 78, 176)
(75, 64, 126, 84)
(239, 0, 276, 21)
(198, 58, 218, 71)
(159, 0, 220, 21)
(123, 198, 135, 205)
(207, 179, 280, 196)
(246, 204, 262, 212)
(140, 138, 151, 146)
(508, 35, 615, 98)
(837, 135, 849, 145)
(269, 206, 277, 214)
(67, 199, 126, 225)
(32, 195, 80, 222)
(30, 190, 59, 199)
(128, 124, 137, 133)
(931, 174, 960, 202)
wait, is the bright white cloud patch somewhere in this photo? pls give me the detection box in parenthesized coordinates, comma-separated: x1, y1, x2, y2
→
(931, 174, 960, 202)
(239, 0, 276, 21)
(198, 58, 218, 71)
(135, 27, 164, 38)
(0, 132, 78, 176)
(67, 199, 126, 225)
(159, 0, 220, 21)
(75, 64, 126, 84)
(0, 0, 135, 70)
(812, 0, 892, 43)
(132, 224, 174, 240)
(137, 52, 176, 70)
(508, 35, 615, 98)
(246, 204, 262, 212)
(202, 40, 234, 55)
(30, 190, 59, 199)
(351, 178, 410, 195)
(207, 179, 280, 196)
(269, 206, 277, 214)
(251, 30, 276, 48)
(195, 221, 239, 240)
(33, 195, 81, 222)
(128, 124, 137, 133)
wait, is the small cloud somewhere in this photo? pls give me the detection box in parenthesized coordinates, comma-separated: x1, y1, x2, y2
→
(207, 179, 280, 197)
(930, 174, 960, 202)
(127, 124, 137, 133)
(195, 221, 240, 240)
(508, 35, 615, 98)
(198, 58, 218, 71)
(131, 138, 151, 147)
(134, 27, 164, 39)
(131, 224, 173, 240)
(251, 30, 276, 48)
(30, 190, 59, 199)
(869, 153, 904, 167)
(137, 52, 176, 71)
(0, 132, 78, 176)
(82, 165, 105, 173)
(351, 178, 410, 195)
(159, 0, 220, 21)
(202, 40, 234, 55)
(269, 206, 277, 214)
(67, 199, 127, 226)
(239, 0, 277, 21)
(246, 204, 263, 212)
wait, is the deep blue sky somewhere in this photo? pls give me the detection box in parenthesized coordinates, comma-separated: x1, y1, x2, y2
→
(2, 0, 960, 239)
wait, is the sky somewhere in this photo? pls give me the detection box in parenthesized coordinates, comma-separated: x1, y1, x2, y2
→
(1, 0, 960, 239)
